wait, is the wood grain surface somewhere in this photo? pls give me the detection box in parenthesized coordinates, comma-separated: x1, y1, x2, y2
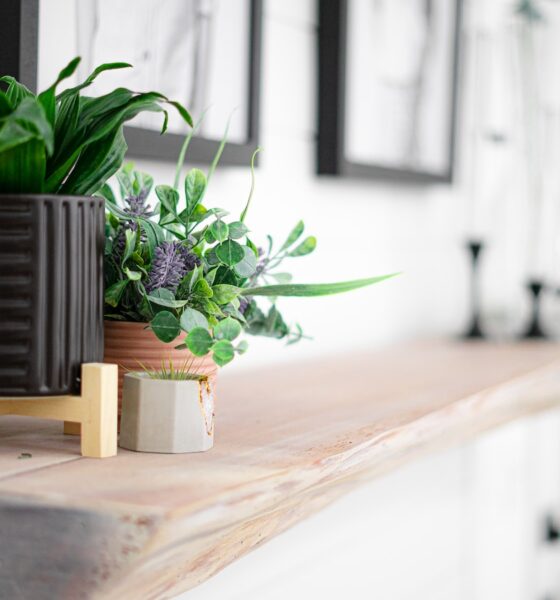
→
(1, 341, 560, 599)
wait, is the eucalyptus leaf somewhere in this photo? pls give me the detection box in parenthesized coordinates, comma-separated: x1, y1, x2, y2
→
(151, 310, 181, 343)
(216, 240, 244, 266)
(186, 327, 214, 356)
(228, 221, 249, 239)
(212, 339, 235, 367)
(214, 317, 242, 342)
(180, 308, 209, 332)
(233, 246, 257, 278)
(210, 220, 229, 242)
(236, 340, 249, 354)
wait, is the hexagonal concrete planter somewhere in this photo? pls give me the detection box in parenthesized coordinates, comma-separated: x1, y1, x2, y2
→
(119, 373, 214, 453)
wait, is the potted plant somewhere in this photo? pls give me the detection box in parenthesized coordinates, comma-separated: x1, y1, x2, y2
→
(102, 144, 397, 409)
(0, 58, 191, 395)
(119, 359, 213, 453)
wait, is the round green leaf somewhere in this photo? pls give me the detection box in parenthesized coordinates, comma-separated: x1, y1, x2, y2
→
(215, 240, 245, 266)
(186, 327, 214, 356)
(213, 316, 242, 341)
(205, 249, 220, 266)
(236, 340, 249, 354)
(151, 310, 181, 343)
(233, 246, 257, 278)
(204, 227, 216, 244)
(180, 308, 209, 332)
(210, 220, 229, 242)
(228, 221, 249, 239)
(212, 339, 235, 367)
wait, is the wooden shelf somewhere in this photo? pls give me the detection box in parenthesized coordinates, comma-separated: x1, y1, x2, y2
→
(1, 341, 560, 599)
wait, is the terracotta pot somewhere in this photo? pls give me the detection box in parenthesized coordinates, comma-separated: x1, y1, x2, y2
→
(103, 321, 218, 410)
(119, 373, 214, 453)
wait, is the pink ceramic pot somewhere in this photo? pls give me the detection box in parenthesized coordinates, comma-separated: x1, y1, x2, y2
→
(103, 321, 218, 411)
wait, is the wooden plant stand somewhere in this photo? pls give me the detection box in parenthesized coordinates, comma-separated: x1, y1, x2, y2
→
(0, 363, 117, 458)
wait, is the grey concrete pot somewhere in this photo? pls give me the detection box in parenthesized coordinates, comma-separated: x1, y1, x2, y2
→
(119, 373, 214, 453)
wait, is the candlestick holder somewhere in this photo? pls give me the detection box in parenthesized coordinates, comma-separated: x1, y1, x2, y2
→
(521, 279, 548, 339)
(463, 240, 486, 339)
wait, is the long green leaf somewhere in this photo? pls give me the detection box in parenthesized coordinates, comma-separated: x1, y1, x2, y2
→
(0, 76, 33, 107)
(0, 137, 45, 193)
(0, 97, 53, 154)
(56, 62, 132, 103)
(207, 113, 233, 183)
(60, 126, 127, 195)
(173, 110, 207, 189)
(48, 90, 175, 189)
(240, 147, 260, 223)
(38, 56, 81, 128)
(242, 273, 400, 297)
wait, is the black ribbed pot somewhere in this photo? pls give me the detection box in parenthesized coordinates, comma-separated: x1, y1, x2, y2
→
(0, 195, 104, 396)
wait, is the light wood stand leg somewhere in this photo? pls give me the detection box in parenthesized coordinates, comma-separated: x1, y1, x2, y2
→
(64, 421, 81, 435)
(0, 363, 118, 458)
(80, 364, 118, 458)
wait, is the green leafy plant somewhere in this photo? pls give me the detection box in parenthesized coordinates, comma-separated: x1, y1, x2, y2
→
(103, 138, 398, 367)
(0, 57, 192, 194)
(134, 358, 208, 381)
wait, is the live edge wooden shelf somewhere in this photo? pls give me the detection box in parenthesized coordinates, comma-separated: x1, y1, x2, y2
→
(1, 341, 560, 600)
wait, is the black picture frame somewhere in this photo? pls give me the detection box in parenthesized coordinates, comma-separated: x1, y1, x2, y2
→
(0, 0, 262, 167)
(317, 0, 462, 184)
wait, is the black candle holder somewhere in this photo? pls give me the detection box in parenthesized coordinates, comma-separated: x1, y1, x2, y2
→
(463, 240, 486, 339)
(521, 279, 548, 339)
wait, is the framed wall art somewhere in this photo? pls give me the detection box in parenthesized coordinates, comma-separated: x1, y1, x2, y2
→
(1, 0, 262, 166)
(318, 0, 462, 183)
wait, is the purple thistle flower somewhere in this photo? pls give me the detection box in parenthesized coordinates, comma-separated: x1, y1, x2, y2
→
(114, 193, 155, 255)
(124, 193, 154, 220)
(238, 296, 251, 314)
(146, 241, 200, 294)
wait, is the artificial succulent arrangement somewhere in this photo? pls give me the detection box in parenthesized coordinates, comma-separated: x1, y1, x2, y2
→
(135, 358, 208, 382)
(0, 57, 191, 194)
(102, 135, 396, 367)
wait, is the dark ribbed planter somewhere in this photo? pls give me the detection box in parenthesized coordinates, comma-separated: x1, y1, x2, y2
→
(0, 195, 104, 396)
